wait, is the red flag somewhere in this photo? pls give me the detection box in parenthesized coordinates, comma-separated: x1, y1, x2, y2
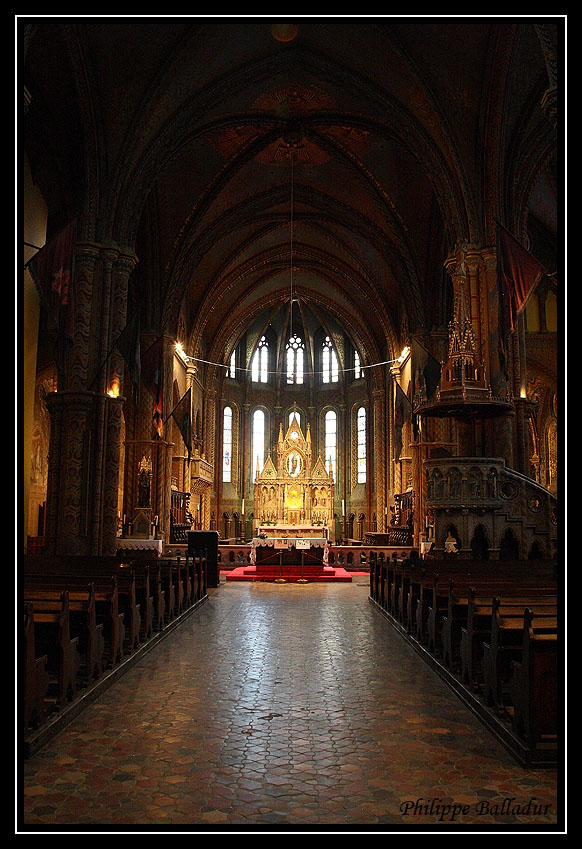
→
(166, 388, 192, 462)
(411, 336, 441, 401)
(28, 219, 76, 342)
(497, 222, 555, 375)
(394, 381, 412, 461)
(115, 308, 142, 403)
(141, 336, 164, 437)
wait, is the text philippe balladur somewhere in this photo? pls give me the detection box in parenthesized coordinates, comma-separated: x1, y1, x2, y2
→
(400, 797, 552, 822)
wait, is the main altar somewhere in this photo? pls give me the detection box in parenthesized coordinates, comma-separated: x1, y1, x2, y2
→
(253, 411, 335, 542)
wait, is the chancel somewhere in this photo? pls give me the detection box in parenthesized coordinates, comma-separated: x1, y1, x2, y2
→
(21, 15, 562, 830)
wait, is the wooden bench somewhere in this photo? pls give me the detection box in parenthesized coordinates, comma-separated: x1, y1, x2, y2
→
(23, 581, 105, 682)
(508, 608, 559, 749)
(459, 588, 557, 689)
(368, 551, 378, 599)
(23, 603, 51, 730)
(481, 596, 558, 712)
(123, 558, 178, 625)
(185, 551, 207, 601)
(21, 590, 81, 709)
(440, 577, 557, 671)
(24, 574, 126, 668)
(411, 560, 555, 648)
(372, 552, 386, 607)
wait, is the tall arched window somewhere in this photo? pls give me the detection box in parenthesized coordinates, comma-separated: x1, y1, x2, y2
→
(222, 406, 232, 482)
(252, 409, 265, 478)
(325, 409, 337, 481)
(357, 406, 366, 483)
(229, 350, 236, 378)
(322, 336, 338, 383)
(251, 336, 269, 383)
(286, 334, 304, 384)
(545, 291, 557, 332)
(354, 350, 361, 379)
(289, 410, 301, 430)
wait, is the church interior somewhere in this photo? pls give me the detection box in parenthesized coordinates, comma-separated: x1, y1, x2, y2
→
(21, 17, 562, 831)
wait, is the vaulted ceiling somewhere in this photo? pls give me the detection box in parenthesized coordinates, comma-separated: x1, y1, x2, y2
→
(22, 18, 558, 373)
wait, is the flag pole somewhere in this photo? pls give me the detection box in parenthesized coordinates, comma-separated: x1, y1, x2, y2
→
(88, 347, 116, 392)
(495, 218, 557, 285)
(87, 307, 142, 393)
(162, 386, 191, 426)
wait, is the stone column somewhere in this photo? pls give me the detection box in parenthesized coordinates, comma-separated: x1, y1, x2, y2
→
(91, 248, 137, 555)
(204, 387, 217, 519)
(44, 390, 94, 555)
(372, 388, 386, 536)
(42, 241, 138, 556)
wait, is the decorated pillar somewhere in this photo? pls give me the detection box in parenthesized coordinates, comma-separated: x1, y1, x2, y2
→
(44, 390, 94, 555)
(372, 387, 386, 536)
(42, 239, 138, 556)
(123, 332, 173, 542)
(204, 386, 218, 520)
(92, 248, 138, 555)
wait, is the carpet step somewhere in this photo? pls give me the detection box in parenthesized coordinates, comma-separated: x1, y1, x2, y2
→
(225, 565, 352, 583)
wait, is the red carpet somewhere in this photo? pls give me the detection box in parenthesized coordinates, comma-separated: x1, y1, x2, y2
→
(225, 564, 353, 582)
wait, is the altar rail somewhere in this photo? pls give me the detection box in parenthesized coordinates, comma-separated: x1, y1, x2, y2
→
(213, 543, 415, 570)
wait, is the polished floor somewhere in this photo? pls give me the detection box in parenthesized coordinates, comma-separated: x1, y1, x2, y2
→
(21, 576, 561, 832)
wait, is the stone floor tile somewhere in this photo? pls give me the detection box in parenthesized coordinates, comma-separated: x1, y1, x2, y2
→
(21, 580, 561, 832)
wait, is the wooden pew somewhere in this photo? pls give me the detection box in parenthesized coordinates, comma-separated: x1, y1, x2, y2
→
(441, 577, 557, 672)
(405, 564, 427, 635)
(369, 551, 378, 600)
(459, 587, 557, 689)
(508, 608, 559, 749)
(185, 551, 207, 602)
(23, 603, 50, 730)
(23, 574, 125, 668)
(389, 557, 400, 611)
(397, 561, 413, 626)
(481, 596, 558, 712)
(23, 581, 105, 682)
(22, 590, 81, 708)
(412, 560, 555, 648)
(374, 552, 386, 606)
(123, 561, 165, 631)
(426, 574, 451, 655)
(117, 564, 154, 640)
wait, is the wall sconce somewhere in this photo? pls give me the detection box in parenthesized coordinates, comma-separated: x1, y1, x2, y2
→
(108, 379, 120, 398)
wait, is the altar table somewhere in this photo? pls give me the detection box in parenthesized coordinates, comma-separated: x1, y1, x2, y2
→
(251, 537, 329, 565)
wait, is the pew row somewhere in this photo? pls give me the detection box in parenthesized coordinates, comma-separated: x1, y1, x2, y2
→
(21, 590, 81, 711)
(508, 608, 559, 750)
(22, 552, 208, 741)
(368, 555, 559, 765)
(481, 597, 558, 713)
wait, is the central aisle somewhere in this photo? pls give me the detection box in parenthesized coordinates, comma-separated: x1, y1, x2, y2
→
(22, 578, 559, 830)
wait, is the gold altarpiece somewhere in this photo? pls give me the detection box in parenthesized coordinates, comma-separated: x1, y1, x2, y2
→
(253, 413, 335, 541)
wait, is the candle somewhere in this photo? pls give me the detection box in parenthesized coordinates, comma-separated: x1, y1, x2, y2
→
(242, 499, 245, 514)
(342, 499, 345, 517)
